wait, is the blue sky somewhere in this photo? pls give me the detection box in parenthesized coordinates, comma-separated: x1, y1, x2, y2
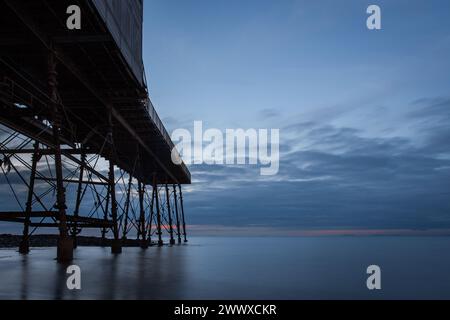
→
(141, 0, 450, 233)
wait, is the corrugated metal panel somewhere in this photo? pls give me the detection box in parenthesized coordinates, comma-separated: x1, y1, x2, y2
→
(92, 0, 145, 87)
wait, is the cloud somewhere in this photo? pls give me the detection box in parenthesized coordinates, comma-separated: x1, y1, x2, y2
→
(182, 97, 450, 230)
(259, 108, 280, 119)
(1, 98, 449, 235)
(406, 97, 450, 154)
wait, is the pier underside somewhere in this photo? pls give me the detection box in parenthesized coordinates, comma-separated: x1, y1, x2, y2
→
(0, 0, 190, 261)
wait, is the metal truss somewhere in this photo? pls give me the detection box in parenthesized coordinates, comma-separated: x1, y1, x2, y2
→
(0, 49, 188, 262)
(0, 124, 188, 260)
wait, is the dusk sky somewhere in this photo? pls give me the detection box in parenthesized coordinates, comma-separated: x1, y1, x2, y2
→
(0, 0, 449, 236)
(142, 0, 450, 233)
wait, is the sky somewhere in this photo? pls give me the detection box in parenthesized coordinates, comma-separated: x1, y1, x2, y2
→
(0, 0, 449, 236)
(142, 0, 450, 234)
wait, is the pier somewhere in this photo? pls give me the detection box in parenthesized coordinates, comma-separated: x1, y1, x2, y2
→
(0, 0, 190, 262)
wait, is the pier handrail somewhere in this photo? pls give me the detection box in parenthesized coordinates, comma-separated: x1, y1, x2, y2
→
(144, 97, 191, 181)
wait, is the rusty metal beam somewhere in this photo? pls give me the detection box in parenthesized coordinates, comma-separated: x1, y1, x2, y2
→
(3, 0, 190, 185)
(19, 141, 39, 254)
(122, 173, 133, 240)
(154, 176, 163, 246)
(5, 0, 179, 183)
(179, 185, 188, 243)
(52, 35, 112, 44)
(173, 184, 182, 244)
(72, 150, 86, 248)
(0, 211, 57, 219)
(138, 181, 147, 248)
(47, 49, 73, 262)
(0, 145, 110, 184)
(0, 148, 88, 155)
(165, 183, 175, 245)
(35, 177, 108, 186)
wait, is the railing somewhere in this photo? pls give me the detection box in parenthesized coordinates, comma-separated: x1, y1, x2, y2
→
(143, 97, 191, 181)
(144, 97, 175, 150)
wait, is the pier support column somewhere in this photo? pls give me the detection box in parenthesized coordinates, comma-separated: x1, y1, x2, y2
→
(109, 159, 122, 254)
(71, 149, 85, 249)
(179, 184, 188, 243)
(108, 110, 122, 254)
(165, 183, 175, 245)
(153, 175, 163, 246)
(48, 50, 73, 262)
(101, 178, 110, 247)
(173, 184, 182, 244)
(138, 181, 148, 249)
(148, 184, 154, 246)
(122, 174, 133, 241)
(19, 142, 39, 254)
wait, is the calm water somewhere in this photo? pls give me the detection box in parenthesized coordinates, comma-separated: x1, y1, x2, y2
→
(1, 236, 450, 300)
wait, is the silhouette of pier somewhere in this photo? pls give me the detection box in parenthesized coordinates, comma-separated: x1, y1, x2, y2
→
(0, 0, 190, 262)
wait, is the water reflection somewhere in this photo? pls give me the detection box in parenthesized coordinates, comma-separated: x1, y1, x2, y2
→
(0, 244, 188, 300)
(53, 262, 70, 300)
(20, 255, 29, 300)
(3, 237, 450, 299)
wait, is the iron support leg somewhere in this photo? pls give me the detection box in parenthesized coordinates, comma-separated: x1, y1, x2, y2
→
(148, 185, 154, 246)
(154, 176, 163, 246)
(72, 150, 85, 249)
(122, 174, 133, 240)
(138, 181, 148, 248)
(179, 184, 188, 242)
(109, 159, 121, 253)
(173, 184, 182, 244)
(101, 182, 110, 246)
(48, 51, 73, 262)
(108, 111, 122, 254)
(165, 183, 175, 245)
(19, 142, 39, 254)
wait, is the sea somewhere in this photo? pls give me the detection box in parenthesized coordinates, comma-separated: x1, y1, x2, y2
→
(0, 236, 450, 300)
